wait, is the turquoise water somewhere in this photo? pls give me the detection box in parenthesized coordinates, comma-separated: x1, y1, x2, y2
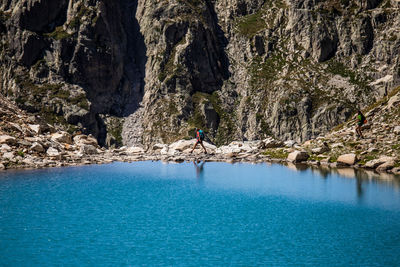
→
(1, 162, 400, 266)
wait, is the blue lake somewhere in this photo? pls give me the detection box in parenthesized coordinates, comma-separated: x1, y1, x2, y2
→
(1, 161, 400, 266)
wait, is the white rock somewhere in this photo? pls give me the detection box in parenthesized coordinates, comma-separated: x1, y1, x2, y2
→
(152, 143, 167, 151)
(287, 151, 309, 162)
(126, 146, 145, 154)
(160, 146, 169, 155)
(262, 138, 284, 148)
(28, 124, 42, 134)
(2, 152, 14, 160)
(0, 135, 16, 145)
(30, 142, 44, 153)
(0, 144, 12, 152)
(284, 140, 296, 147)
(365, 156, 397, 169)
(46, 147, 60, 157)
(331, 143, 344, 148)
(337, 153, 357, 165)
(394, 126, 400, 134)
(51, 132, 72, 144)
(74, 135, 98, 146)
(387, 95, 400, 110)
(169, 139, 195, 151)
(376, 161, 396, 172)
(311, 146, 329, 154)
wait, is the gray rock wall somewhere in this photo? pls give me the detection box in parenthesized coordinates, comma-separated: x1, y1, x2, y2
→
(1, 0, 399, 147)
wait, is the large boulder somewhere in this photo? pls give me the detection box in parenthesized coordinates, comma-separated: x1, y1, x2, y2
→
(51, 132, 72, 144)
(365, 156, 396, 169)
(337, 154, 358, 165)
(376, 161, 396, 172)
(287, 151, 309, 162)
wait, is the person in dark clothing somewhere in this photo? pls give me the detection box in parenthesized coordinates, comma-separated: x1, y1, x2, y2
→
(191, 128, 207, 154)
(356, 110, 366, 139)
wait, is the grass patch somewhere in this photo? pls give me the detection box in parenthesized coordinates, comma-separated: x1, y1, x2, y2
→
(263, 148, 288, 159)
(326, 59, 370, 89)
(44, 26, 72, 40)
(17, 151, 25, 157)
(236, 10, 266, 38)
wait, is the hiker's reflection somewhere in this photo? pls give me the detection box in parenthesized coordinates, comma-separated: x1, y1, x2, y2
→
(193, 160, 205, 181)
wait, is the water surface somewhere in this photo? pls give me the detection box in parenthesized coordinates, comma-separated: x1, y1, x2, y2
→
(1, 162, 399, 266)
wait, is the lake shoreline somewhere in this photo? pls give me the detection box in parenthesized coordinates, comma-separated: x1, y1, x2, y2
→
(1, 149, 399, 181)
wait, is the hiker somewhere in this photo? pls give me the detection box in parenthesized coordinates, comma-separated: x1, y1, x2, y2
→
(356, 110, 366, 138)
(191, 128, 207, 154)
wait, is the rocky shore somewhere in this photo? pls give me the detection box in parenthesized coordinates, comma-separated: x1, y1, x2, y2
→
(1, 91, 399, 177)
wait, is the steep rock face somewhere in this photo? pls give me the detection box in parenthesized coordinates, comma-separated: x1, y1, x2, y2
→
(0, 0, 144, 146)
(1, 0, 400, 147)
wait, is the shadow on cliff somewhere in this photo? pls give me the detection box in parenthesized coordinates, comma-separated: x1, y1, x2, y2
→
(95, 0, 147, 146)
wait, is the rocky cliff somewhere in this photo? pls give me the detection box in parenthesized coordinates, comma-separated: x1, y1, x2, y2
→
(1, 0, 399, 147)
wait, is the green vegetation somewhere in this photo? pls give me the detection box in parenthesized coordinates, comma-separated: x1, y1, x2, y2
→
(17, 151, 25, 157)
(188, 91, 236, 146)
(263, 148, 288, 159)
(44, 26, 72, 40)
(158, 38, 185, 82)
(364, 86, 400, 113)
(236, 9, 266, 38)
(326, 59, 371, 90)
(236, 0, 287, 38)
(69, 5, 91, 29)
(107, 118, 123, 147)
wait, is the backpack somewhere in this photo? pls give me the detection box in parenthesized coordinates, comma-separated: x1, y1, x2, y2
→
(198, 130, 205, 141)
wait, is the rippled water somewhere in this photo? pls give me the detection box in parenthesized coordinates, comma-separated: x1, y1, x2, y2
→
(1, 161, 400, 266)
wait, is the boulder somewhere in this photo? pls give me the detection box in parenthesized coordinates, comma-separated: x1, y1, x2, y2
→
(80, 145, 98, 155)
(74, 135, 98, 147)
(388, 95, 400, 110)
(287, 151, 309, 162)
(169, 139, 195, 151)
(394, 126, 400, 134)
(46, 147, 60, 157)
(28, 124, 42, 134)
(376, 161, 396, 172)
(365, 156, 396, 169)
(391, 167, 400, 175)
(261, 138, 284, 149)
(337, 153, 358, 165)
(30, 142, 45, 153)
(0, 144, 12, 152)
(152, 143, 167, 151)
(0, 135, 16, 145)
(0, 163, 5, 170)
(311, 144, 330, 154)
(2, 152, 14, 160)
(51, 132, 72, 144)
(284, 140, 297, 147)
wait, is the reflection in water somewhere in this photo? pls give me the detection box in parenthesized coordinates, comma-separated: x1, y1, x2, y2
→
(193, 160, 205, 182)
(289, 163, 400, 199)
